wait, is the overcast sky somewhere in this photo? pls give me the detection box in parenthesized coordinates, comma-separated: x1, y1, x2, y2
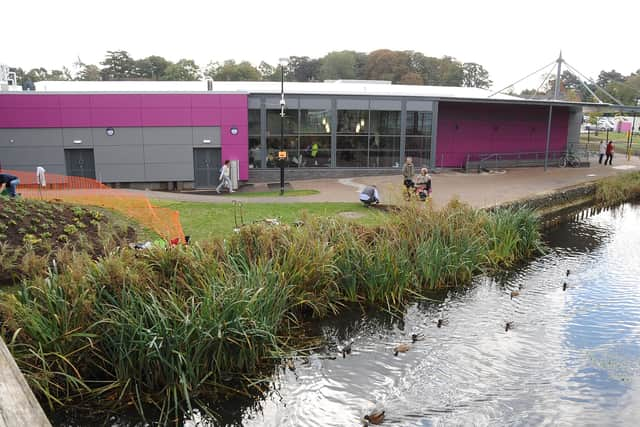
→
(3, 0, 639, 91)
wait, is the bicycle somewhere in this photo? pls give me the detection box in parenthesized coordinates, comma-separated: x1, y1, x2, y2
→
(559, 152, 580, 168)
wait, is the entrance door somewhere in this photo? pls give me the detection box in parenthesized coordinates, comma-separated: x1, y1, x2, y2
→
(193, 148, 221, 188)
(64, 149, 96, 179)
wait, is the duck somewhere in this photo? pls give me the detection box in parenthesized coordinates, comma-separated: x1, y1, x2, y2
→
(563, 282, 568, 291)
(510, 290, 520, 299)
(364, 409, 385, 425)
(505, 322, 513, 332)
(394, 343, 411, 356)
(342, 340, 354, 358)
(437, 318, 444, 328)
(566, 269, 571, 277)
(411, 333, 423, 342)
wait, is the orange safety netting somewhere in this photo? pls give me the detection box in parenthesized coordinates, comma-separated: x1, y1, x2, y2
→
(1, 169, 184, 243)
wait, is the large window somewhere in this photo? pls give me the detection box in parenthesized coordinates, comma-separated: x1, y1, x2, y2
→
(266, 109, 298, 168)
(248, 109, 261, 168)
(405, 111, 433, 168)
(337, 110, 400, 168)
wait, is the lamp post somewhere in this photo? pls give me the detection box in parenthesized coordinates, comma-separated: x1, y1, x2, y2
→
(279, 57, 288, 196)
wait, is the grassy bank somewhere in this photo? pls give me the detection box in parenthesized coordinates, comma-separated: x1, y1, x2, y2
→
(595, 171, 640, 205)
(0, 199, 543, 424)
(156, 200, 387, 240)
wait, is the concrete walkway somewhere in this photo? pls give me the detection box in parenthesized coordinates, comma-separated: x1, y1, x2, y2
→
(139, 156, 640, 209)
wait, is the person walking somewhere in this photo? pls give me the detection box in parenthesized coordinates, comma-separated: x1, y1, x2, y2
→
(0, 173, 20, 197)
(216, 160, 234, 193)
(402, 157, 415, 199)
(605, 140, 614, 166)
(598, 140, 606, 164)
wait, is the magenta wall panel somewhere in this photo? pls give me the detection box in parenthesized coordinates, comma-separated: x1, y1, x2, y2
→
(60, 108, 92, 127)
(141, 94, 191, 108)
(191, 94, 221, 108)
(90, 94, 142, 108)
(90, 108, 143, 127)
(141, 108, 192, 126)
(59, 95, 92, 108)
(191, 109, 221, 126)
(436, 102, 569, 167)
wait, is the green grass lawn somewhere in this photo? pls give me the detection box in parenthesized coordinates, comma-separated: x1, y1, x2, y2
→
(214, 189, 319, 198)
(155, 200, 389, 241)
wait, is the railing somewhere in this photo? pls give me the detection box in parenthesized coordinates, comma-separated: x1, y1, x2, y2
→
(465, 149, 591, 172)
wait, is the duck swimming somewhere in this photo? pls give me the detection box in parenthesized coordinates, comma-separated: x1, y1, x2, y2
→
(505, 322, 513, 332)
(342, 340, 353, 358)
(364, 409, 385, 425)
(394, 343, 411, 356)
(437, 319, 443, 328)
(510, 290, 520, 299)
(563, 282, 568, 291)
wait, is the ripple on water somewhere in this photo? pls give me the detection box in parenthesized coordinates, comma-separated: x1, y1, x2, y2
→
(218, 203, 640, 427)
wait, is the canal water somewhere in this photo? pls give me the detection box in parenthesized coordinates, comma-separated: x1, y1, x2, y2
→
(207, 203, 640, 426)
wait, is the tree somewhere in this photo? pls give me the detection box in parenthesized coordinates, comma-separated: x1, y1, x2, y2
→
(462, 63, 492, 88)
(100, 50, 137, 80)
(258, 61, 279, 81)
(439, 56, 464, 86)
(77, 64, 102, 81)
(162, 59, 200, 80)
(287, 56, 321, 82)
(205, 60, 260, 81)
(399, 72, 423, 85)
(136, 55, 171, 80)
(365, 49, 410, 82)
(319, 51, 359, 80)
(597, 70, 624, 88)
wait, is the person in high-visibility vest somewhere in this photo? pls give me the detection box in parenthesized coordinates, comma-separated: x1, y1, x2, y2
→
(309, 142, 319, 166)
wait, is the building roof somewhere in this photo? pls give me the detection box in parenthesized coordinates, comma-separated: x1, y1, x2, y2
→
(16, 80, 609, 109)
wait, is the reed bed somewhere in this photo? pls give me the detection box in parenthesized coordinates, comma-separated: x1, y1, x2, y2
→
(595, 171, 640, 205)
(0, 199, 543, 424)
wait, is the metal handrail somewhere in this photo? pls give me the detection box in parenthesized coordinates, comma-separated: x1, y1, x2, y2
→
(464, 149, 589, 172)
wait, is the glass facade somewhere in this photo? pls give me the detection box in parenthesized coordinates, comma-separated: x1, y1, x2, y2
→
(405, 111, 433, 169)
(249, 99, 432, 169)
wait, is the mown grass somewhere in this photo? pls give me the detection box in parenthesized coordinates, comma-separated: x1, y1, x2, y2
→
(213, 189, 320, 198)
(156, 200, 388, 241)
(595, 171, 640, 205)
(0, 199, 544, 424)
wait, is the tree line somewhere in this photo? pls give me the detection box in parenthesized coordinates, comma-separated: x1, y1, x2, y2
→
(9, 49, 493, 89)
(519, 69, 640, 106)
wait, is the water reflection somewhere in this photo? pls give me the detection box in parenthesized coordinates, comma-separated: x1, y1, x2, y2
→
(205, 203, 640, 426)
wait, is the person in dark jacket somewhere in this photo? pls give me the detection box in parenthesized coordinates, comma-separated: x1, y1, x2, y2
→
(359, 185, 380, 206)
(0, 173, 20, 197)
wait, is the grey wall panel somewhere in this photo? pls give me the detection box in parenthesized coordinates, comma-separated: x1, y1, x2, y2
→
(406, 100, 433, 111)
(266, 96, 299, 109)
(299, 97, 332, 109)
(370, 99, 402, 111)
(192, 127, 221, 147)
(248, 97, 262, 109)
(93, 145, 144, 164)
(0, 128, 63, 147)
(143, 127, 193, 145)
(144, 145, 193, 164)
(63, 128, 93, 147)
(1, 146, 65, 166)
(145, 163, 194, 181)
(337, 98, 369, 109)
(92, 127, 143, 146)
(96, 164, 145, 182)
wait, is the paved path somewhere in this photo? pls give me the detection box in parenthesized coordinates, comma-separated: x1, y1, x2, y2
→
(138, 157, 640, 209)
